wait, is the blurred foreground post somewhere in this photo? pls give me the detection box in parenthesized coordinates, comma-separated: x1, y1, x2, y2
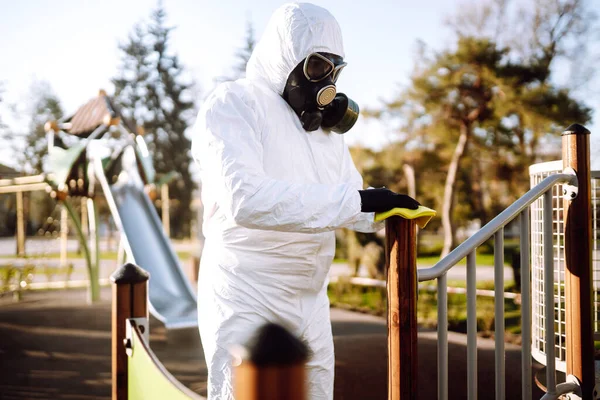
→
(562, 123, 594, 398)
(386, 217, 418, 400)
(111, 263, 149, 400)
(234, 323, 309, 400)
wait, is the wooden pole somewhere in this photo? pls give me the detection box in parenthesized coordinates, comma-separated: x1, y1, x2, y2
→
(562, 123, 595, 398)
(60, 206, 68, 267)
(87, 198, 100, 304)
(111, 263, 150, 400)
(161, 184, 170, 238)
(16, 191, 25, 257)
(234, 323, 308, 400)
(386, 217, 418, 400)
(80, 197, 88, 256)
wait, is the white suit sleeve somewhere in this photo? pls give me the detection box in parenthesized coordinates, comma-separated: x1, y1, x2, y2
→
(192, 87, 365, 233)
(339, 144, 385, 233)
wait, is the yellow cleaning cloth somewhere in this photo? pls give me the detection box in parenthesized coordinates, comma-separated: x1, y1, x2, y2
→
(374, 206, 437, 229)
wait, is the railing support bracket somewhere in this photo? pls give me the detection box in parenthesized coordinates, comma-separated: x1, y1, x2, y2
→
(562, 167, 578, 200)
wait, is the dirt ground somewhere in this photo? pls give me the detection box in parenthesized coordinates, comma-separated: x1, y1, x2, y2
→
(0, 288, 544, 399)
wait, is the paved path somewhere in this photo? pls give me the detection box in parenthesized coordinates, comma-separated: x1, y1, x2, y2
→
(0, 288, 543, 400)
(0, 237, 196, 257)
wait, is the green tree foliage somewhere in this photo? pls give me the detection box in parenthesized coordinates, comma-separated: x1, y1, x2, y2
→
(113, 5, 196, 238)
(112, 24, 151, 127)
(0, 84, 5, 133)
(18, 81, 64, 175)
(232, 19, 256, 79)
(0, 82, 63, 175)
(217, 18, 256, 82)
(373, 0, 593, 257)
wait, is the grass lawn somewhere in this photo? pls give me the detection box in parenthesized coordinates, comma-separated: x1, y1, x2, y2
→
(328, 279, 523, 340)
(416, 253, 510, 266)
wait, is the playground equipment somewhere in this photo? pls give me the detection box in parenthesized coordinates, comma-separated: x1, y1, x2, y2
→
(529, 158, 599, 387)
(0, 174, 84, 299)
(109, 126, 595, 400)
(111, 263, 309, 400)
(412, 124, 594, 400)
(45, 90, 197, 327)
(108, 203, 435, 399)
(111, 263, 203, 400)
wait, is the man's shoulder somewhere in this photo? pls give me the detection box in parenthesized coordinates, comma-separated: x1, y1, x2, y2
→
(207, 79, 264, 101)
(202, 79, 267, 109)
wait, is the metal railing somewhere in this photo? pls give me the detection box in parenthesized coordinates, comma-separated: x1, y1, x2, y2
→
(417, 172, 575, 400)
(412, 124, 595, 400)
(529, 160, 600, 375)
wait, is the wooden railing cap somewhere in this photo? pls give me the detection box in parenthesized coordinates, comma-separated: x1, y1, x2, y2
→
(110, 263, 150, 284)
(562, 123, 590, 136)
(246, 323, 309, 367)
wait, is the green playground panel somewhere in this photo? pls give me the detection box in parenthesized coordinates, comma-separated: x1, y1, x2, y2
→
(128, 323, 203, 400)
(47, 143, 88, 188)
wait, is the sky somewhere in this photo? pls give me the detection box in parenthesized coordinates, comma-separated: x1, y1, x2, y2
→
(1, 0, 599, 170)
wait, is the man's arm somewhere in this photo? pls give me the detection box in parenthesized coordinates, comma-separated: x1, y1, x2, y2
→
(192, 85, 364, 233)
(339, 144, 385, 233)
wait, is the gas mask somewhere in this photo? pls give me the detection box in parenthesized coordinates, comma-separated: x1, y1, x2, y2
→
(282, 52, 359, 134)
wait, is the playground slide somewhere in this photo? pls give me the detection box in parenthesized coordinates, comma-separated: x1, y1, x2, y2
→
(98, 154, 198, 329)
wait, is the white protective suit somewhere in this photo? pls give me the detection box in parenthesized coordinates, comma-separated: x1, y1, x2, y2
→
(191, 3, 382, 399)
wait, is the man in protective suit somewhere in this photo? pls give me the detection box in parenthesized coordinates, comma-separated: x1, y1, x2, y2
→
(192, 3, 419, 399)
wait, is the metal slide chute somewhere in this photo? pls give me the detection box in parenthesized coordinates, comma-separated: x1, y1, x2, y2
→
(92, 145, 197, 329)
(45, 91, 197, 326)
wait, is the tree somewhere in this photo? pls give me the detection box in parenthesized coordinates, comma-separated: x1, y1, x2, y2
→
(1, 81, 64, 175)
(232, 19, 256, 79)
(112, 24, 152, 128)
(113, 5, 197, 238)
(0, 84, 5, 133)
(376, 0, 593, 257)
(216, 18, 256, 82)
(23, 82, 64, 174)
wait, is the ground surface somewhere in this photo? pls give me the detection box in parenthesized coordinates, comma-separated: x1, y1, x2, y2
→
(0, 287, 544, 400)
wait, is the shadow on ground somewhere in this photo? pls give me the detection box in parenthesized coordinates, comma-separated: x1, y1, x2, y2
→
(0, 289, 544, 399)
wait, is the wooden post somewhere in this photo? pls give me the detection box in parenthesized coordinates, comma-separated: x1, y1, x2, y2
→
(111, 263, 150, 400)
(80, 197, 88, 256)
(16, 191, 25, 257)
(234, 323, 309, 400)
(81, 197, 89, 236)
(87, 198, 100, 304)
(386, 217, 418, 400)
(161, 183, 170, 238)
(562, 123, 595, 398)
(60, 206, 68, 267)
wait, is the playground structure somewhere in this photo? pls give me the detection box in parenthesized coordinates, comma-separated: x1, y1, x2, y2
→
(107, 124, 596, 400)
(111, 263, 310, 400)
(3, 88, 596, 399)
(0, 174, 87, 299)
(39, 90, 199, 327)
(0, 91, 199, 324)
(414, 124, 595, 400)
(0, 174, 179, 301)
(109, 123, 594, 400)
(529, 159, 599, 379)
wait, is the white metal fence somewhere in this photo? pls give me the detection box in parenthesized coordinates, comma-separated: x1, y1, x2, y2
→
(529, 160, 600, 373)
